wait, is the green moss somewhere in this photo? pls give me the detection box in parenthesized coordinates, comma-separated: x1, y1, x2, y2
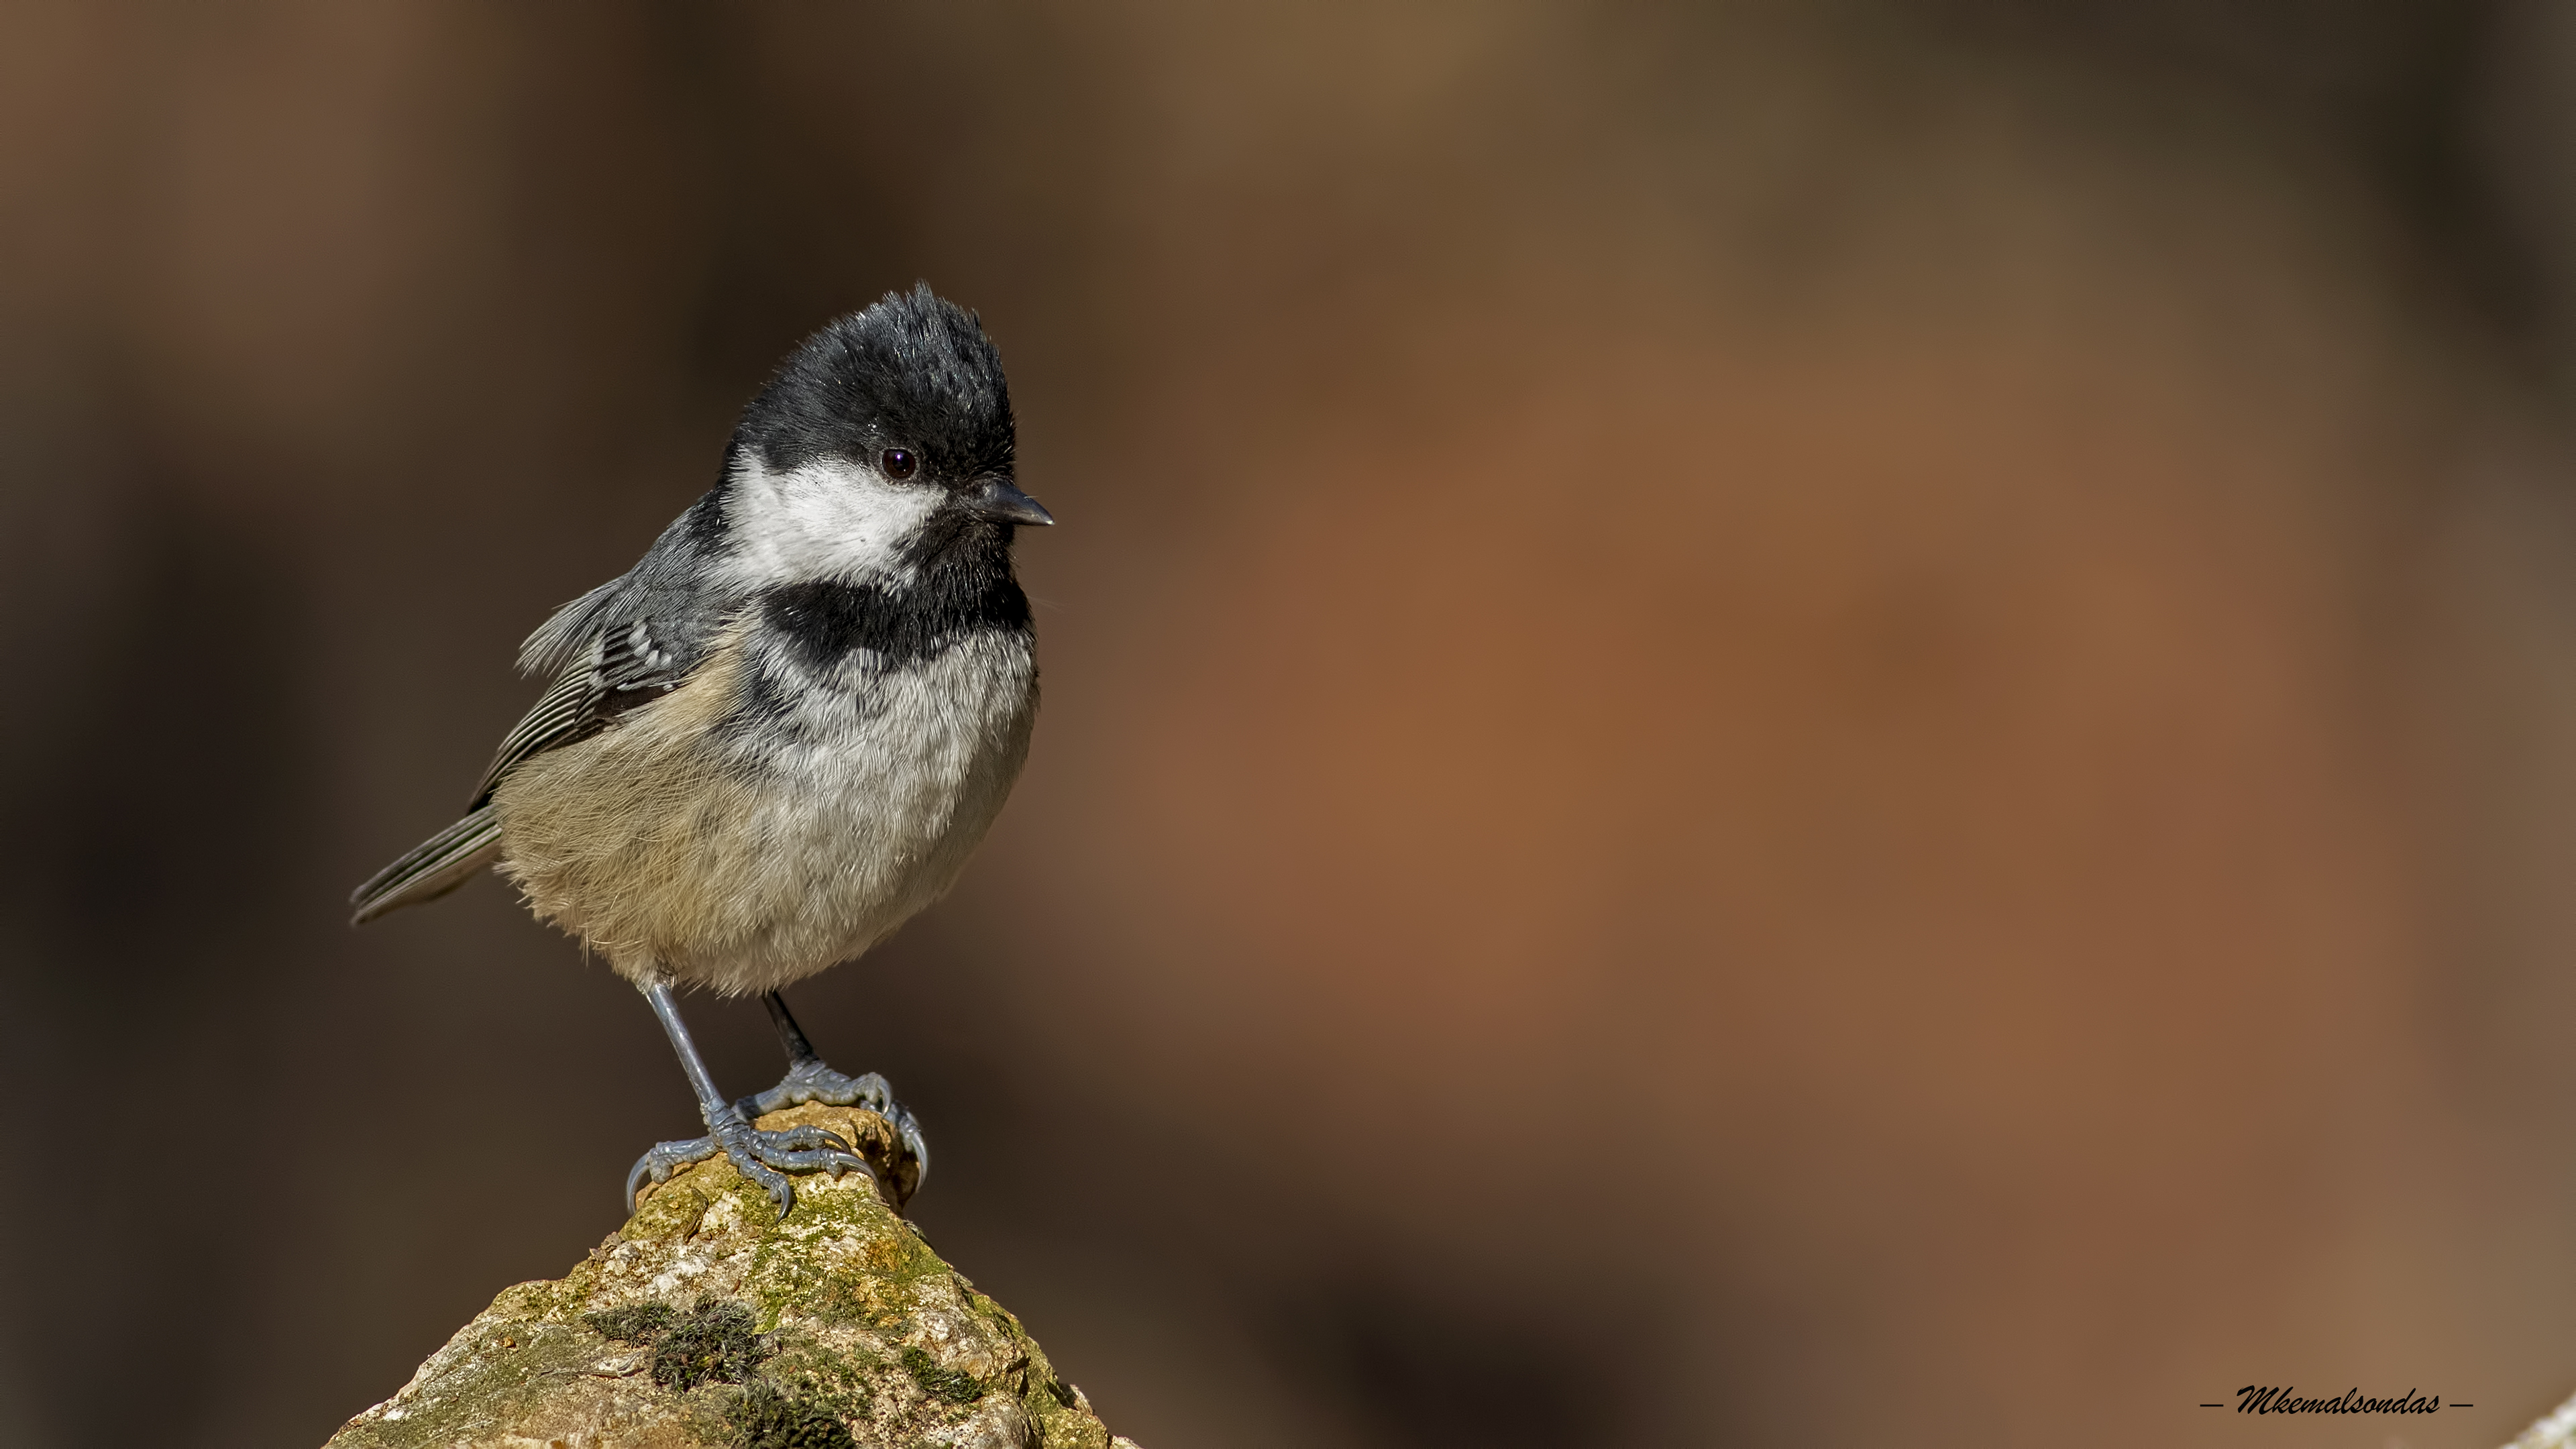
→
(585, 1297, 774, 1391)
(743, 1201, 944, 1333)
(491, 1279, 567, 1324)
(900, 1346, 984, 1405)
(631, 1181, 718, 1239)
(585, 1301, 678, 1343)
(755, 1350, 881, 1424)
(727, 1381, 856, 1449)
(327, 1321, 608, 1449)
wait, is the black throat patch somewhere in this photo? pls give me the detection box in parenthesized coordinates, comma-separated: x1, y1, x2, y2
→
(755, 520, 1031, 678)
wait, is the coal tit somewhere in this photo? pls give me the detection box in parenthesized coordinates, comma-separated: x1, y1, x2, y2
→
(352, 284, 1051, 1217)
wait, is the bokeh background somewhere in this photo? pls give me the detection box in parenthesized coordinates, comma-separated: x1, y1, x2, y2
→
(13, 2, 2576, 1446)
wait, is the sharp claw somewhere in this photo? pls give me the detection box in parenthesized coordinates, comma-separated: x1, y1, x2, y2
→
(644, 1061, 925, 1214)
(751, 1167, 795, 1220)
(892, 1108, 930, 1185)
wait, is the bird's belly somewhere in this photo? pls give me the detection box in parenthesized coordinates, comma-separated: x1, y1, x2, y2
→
(492, 637, 1036, 992)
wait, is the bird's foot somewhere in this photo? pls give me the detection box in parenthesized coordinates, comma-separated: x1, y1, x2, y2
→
(738, 1060, 930, 1183)
(625, 1102, 871, 1219)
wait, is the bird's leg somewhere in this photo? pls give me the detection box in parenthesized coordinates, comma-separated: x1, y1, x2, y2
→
(624, 980, 871, 1218)
(735, 990, 930, 1186)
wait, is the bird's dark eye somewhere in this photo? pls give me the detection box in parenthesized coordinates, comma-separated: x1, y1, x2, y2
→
(880, 447, 918, 480)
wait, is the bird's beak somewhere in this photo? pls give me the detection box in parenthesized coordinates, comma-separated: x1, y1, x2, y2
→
(967, 479, 1054, 527)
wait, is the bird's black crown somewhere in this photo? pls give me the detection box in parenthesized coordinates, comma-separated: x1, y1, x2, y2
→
(734, 284, 1015, 486)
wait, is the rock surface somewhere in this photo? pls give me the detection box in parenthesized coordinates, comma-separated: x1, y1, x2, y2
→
(327, 1104, 1130, 1449)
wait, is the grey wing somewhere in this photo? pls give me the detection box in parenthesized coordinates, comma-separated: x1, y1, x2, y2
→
(466, 614, 700, 808)
(350, 612, 712, 924)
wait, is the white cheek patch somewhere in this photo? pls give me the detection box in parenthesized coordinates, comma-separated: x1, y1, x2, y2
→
(720, 454, 943, 587)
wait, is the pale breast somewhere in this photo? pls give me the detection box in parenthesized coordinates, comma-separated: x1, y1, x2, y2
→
(492, 627, 1036, 993)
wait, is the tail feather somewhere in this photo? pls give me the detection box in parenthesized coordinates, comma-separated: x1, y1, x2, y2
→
(350, 808, 504, 924)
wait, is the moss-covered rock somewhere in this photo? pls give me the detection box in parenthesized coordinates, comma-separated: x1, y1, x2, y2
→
(325, 1104, 1131, 1449)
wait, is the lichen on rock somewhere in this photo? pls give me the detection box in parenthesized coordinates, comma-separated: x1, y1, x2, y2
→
(326, 1104, 1132, 1449)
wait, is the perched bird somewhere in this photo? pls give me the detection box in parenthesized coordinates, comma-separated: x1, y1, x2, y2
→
(352, 284, 1051, 1217)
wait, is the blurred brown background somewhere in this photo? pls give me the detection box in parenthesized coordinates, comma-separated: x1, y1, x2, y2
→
(9, 2, 2576, 1446)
